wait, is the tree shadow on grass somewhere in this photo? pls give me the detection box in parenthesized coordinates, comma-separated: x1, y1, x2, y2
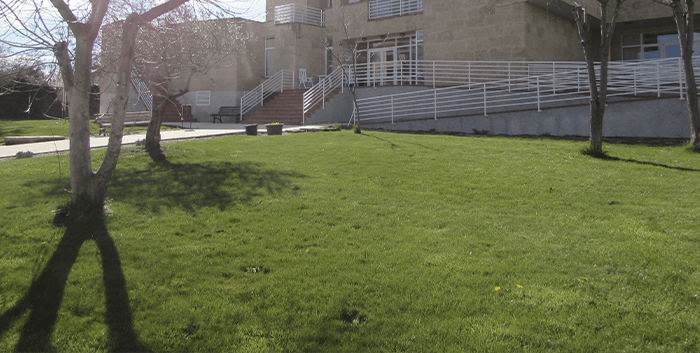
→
(108, 161, 307, 214)
(589, 153, 700, 172)
(0, 215, 148, 352)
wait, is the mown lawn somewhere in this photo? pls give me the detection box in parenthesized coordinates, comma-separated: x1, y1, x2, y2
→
(0, 120, 171, 144)
(0, 130, 698, 352)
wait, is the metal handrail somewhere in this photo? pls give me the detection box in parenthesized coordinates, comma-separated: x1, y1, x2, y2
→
(275, 4, 325, 27)
(369, 0, 423, 20)
(355, 56, 697, 124)
(302, 66, 347, 122)
(130, 71, 153, 114)
(352, 59, 593, 88)
(240, 70, 295, 118)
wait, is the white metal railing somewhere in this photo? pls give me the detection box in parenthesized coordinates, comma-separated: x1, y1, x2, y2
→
(241, 70, 295, 118)
(351, 60, 590, 89)
(355, 56, 699, 124)
(302, 66, 347, 122)
(369, 0, 423, 20)
(130, 71, 153, 114)
(275, 4, 325, 27)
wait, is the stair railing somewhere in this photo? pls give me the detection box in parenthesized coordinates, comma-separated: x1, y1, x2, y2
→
(302, 65, 347, 123)
(130, 71, 153, 114)
(241, 70, 295, 118)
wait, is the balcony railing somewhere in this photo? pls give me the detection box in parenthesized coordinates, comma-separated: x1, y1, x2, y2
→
(275, 4, 325, 27)
(369, 0, 423, 20)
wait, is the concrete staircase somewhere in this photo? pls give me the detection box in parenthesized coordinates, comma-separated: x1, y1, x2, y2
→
(243, 87, 344, 125)
(243, 89, 305, 125)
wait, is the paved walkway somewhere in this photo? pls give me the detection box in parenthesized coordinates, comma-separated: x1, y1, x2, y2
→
(1, 123, 332, 159)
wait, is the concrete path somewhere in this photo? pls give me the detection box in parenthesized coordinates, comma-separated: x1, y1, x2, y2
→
(1, 122, 333, 159)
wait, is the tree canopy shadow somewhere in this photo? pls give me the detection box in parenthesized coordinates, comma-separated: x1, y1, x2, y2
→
(589, 153, 700, 172)
(108, 160, 307, 214)
(0, 210, 148, 352)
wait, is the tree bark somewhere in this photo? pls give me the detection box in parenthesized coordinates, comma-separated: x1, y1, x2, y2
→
(573, 0, 622, 152)
(93, 14, 141, 201)
(669, 0, 700, 145)
(144, 71, 192, 163)
(50, 0, 190, 207)
(145, 97, 168, 163)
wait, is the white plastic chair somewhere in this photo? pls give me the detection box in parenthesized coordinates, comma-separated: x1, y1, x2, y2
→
(299, 68, 313, 88)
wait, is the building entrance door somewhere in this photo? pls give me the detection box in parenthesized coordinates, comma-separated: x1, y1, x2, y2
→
(368, 47, 397, 86)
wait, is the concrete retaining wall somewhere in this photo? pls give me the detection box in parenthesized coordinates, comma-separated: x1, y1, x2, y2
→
(361, 94, 694, 139)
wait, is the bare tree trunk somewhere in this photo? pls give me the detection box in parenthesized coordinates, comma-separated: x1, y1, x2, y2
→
(51, 0, 189, 208)
(573, 0, 622, 152)
(144, 71, 192, 163)
(145, 99, 167, 162)
(93, 14, 140, 201)
(669, 0, 700, 146)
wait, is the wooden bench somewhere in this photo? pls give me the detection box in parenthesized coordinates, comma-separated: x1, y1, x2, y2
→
(210, 106, 241, 123)
(94, 111, 151, 136)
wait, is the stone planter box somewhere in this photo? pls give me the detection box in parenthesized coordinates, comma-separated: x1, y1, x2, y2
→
(265, 123, 284, 135)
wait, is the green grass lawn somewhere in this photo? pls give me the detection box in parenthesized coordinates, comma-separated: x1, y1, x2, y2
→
(1, 130, 699, 351)
(0, 120, 172, 145)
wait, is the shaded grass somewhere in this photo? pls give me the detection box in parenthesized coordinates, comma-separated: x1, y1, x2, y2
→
(1, 131, 699, 351)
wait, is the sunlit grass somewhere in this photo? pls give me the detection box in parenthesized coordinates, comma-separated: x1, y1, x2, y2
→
(1, 131, 699, 351)
(0, 119, 173, 145)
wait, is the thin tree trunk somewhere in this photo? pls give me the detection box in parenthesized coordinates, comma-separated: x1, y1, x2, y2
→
(94, 14, 140, 201)
(573, 0, 621, 152)
(145, 98, 167, 163)
(670, 0, 700, 145)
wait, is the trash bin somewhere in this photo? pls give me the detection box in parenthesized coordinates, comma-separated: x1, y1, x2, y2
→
(245, 124, 258, 136)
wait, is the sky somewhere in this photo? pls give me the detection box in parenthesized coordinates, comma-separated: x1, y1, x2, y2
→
(228, 0, 266, 22)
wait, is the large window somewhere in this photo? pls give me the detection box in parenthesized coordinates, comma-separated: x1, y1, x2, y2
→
(352, 30, 423, 85)
(265, 38, 275, 77)
(622, 32, 700, 60)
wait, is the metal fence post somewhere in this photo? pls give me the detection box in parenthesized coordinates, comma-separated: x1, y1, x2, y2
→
(391, 95, 394, 124)
(552, 62, 557, 95)
(261, 82, 264, 107)
(483, 83, 488, 116)
(656, 62, 660, 98)
(508, 62, 511, 92)
(537, 77, 541, 112)
(281, 71, 284, 93)
(433, 62, 436, 89)
(434, 89, 438, 120)
(679, 57, 684, 99)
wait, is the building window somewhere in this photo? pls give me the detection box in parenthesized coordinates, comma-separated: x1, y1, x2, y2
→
(621, 32, 700, 60)
(341, 0, 363, 4)
(351, 30, 423, 86)
(196, 91, 210, 106)
(265, 38, 275, 77)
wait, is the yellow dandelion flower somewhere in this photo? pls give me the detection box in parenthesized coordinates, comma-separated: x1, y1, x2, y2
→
(516, 285, 523, 288)
(495, 287, 500, 291)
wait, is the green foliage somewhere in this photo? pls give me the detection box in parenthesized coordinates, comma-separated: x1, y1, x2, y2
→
(1, 132, 699, 351)
(352, 124, 361, 134)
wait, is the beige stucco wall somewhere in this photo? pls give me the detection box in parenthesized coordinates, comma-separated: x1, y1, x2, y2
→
(523, 3, 584, 61)
(319, 0, 583, 63)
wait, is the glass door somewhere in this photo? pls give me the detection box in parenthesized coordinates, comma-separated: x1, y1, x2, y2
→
(368, 47, 397, 86)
